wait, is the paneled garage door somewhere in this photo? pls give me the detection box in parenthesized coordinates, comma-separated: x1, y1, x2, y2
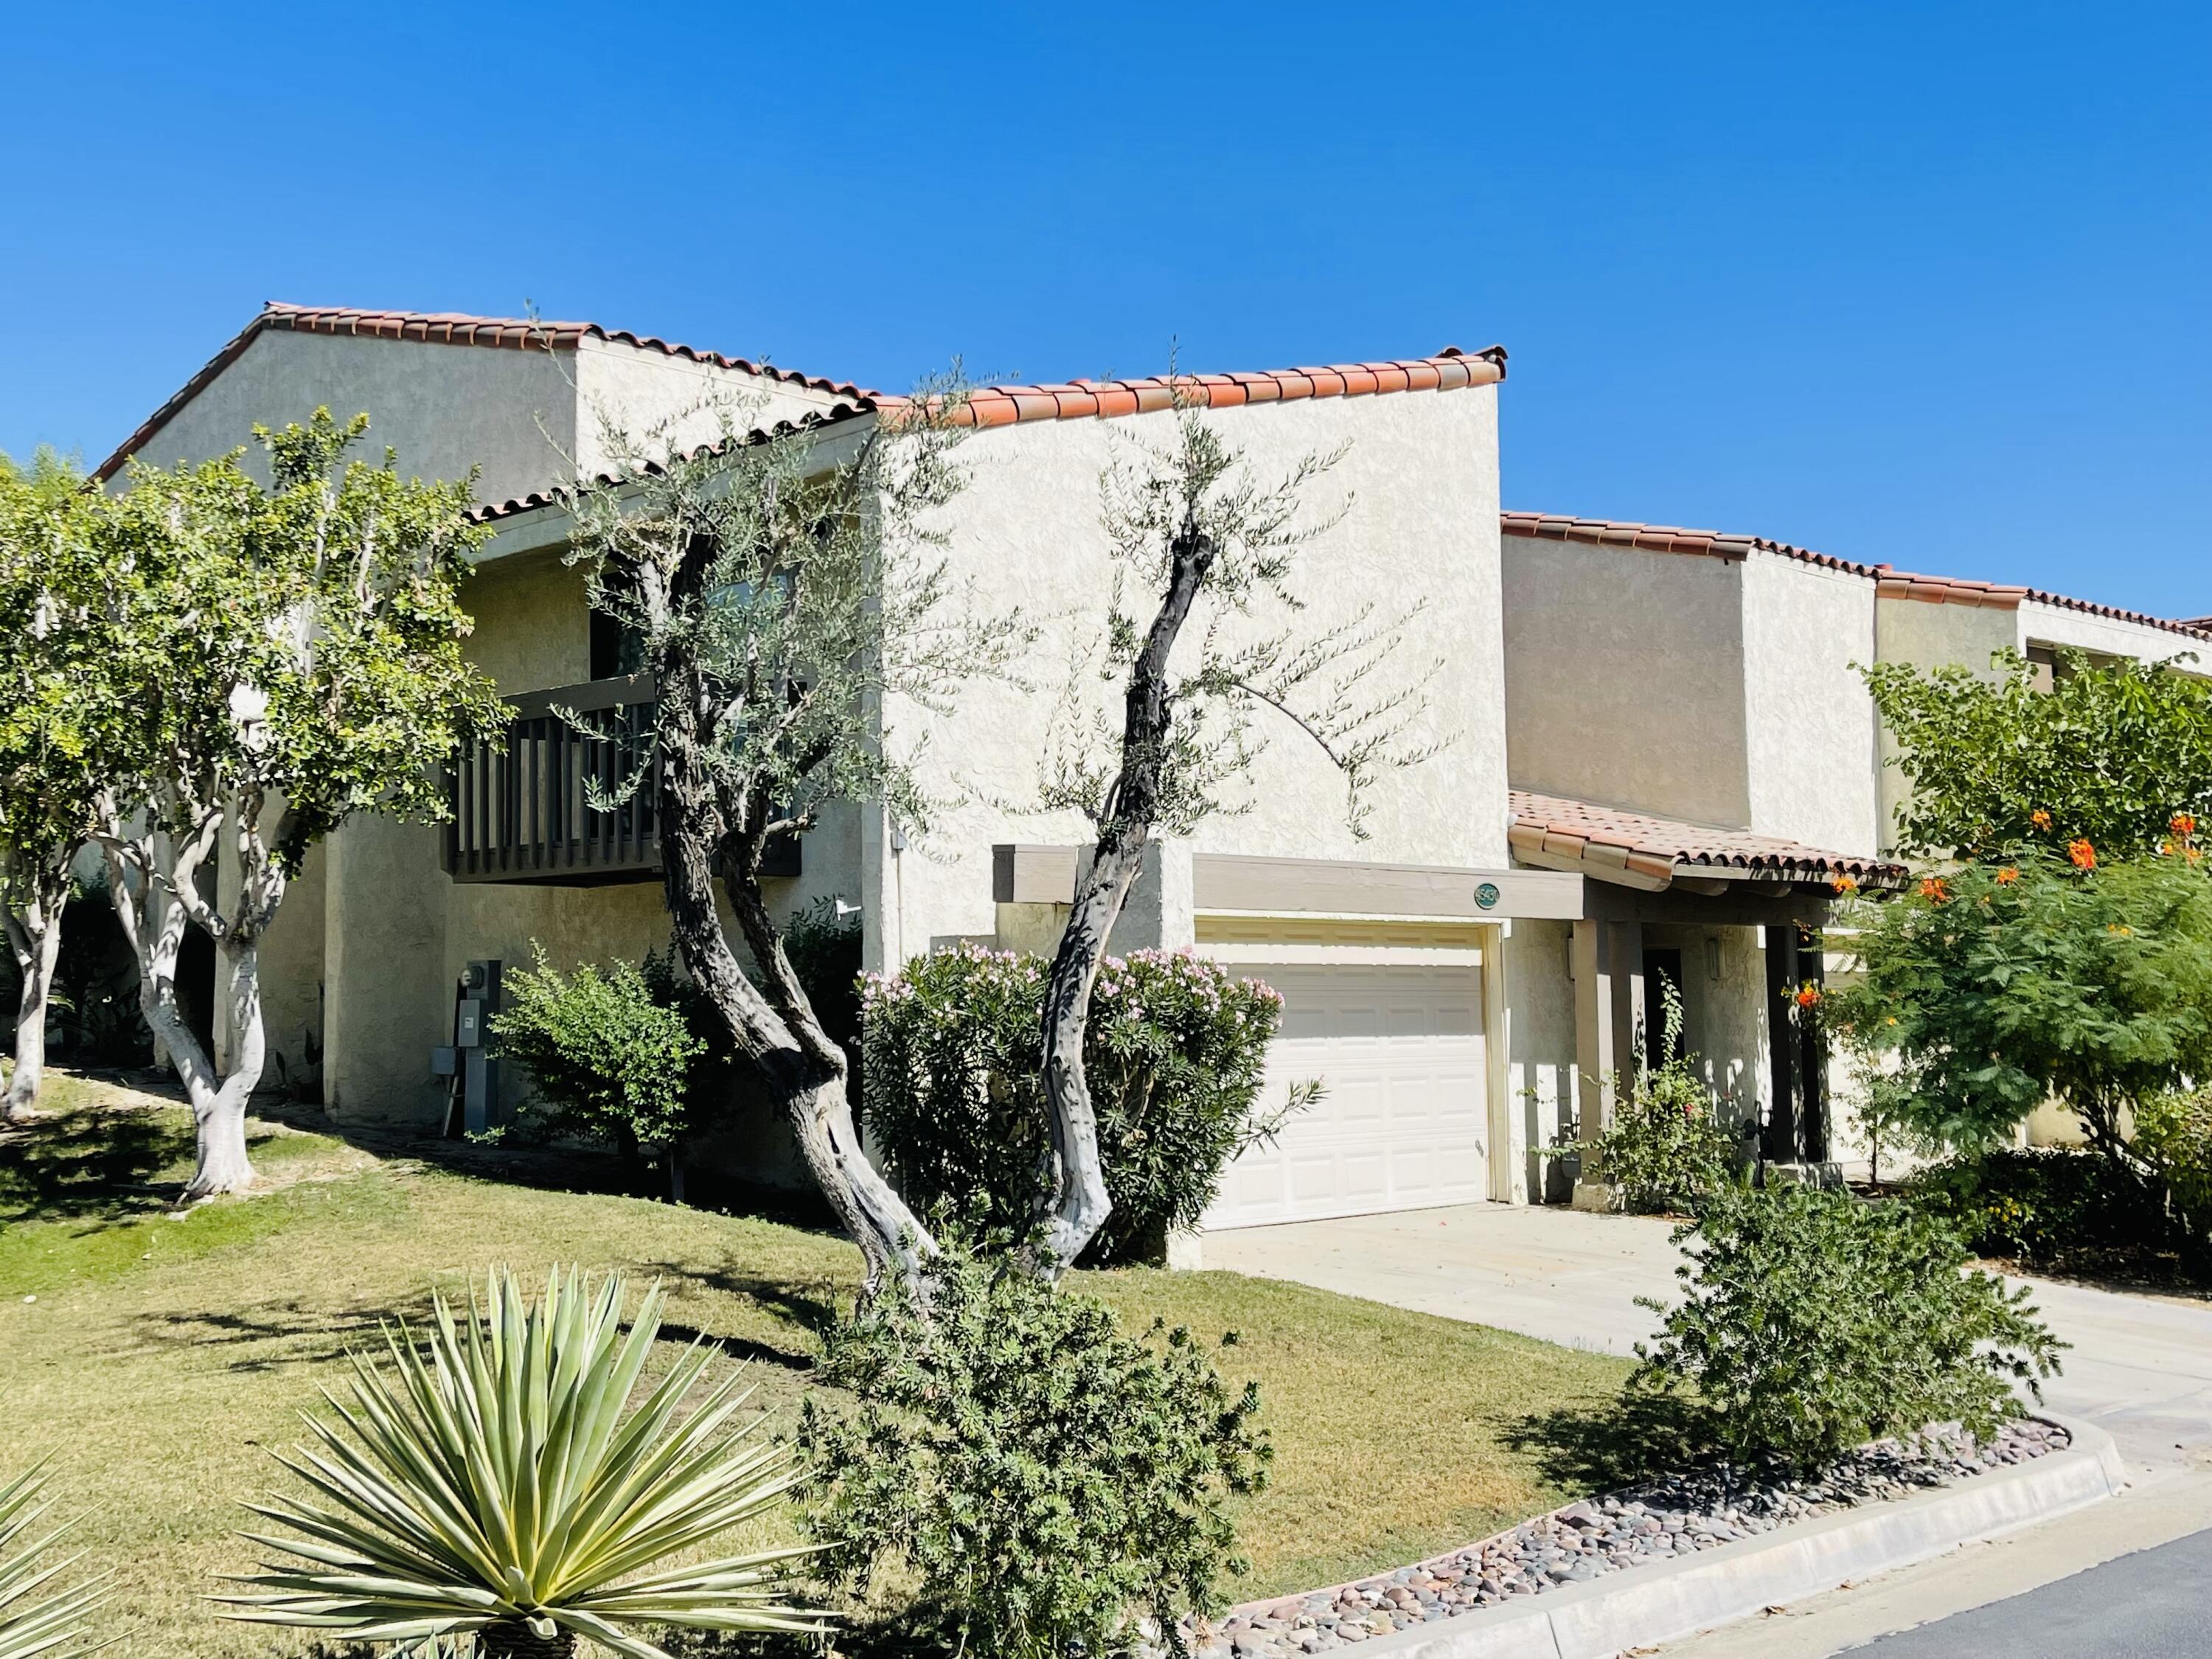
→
(1201, 961, 1489, 1230)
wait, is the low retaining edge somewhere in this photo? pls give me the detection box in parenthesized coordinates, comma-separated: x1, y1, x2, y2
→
(1349, 1413, 2126, 1659)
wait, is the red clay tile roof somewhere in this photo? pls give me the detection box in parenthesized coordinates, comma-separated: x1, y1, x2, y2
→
(94, 302, 875, 483)
(1502, 511, 2211, 642)
(1508, 790, 1905, 890)
(471, 346, 1509, 524)
(1499, 510, 1877, 577)
(942, 347, 1507, 429)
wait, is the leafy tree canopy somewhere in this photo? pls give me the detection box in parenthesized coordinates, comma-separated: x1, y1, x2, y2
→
(1827, 851, 2212, 1155)
(1866, 648, 2212, 860)
(0, 450, 118, 887)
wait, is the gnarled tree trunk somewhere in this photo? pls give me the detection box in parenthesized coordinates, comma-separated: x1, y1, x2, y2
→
(655, 655, 930, 1293)
(101, 830, 273, 1198)
(2, 858, 69, 1123)
(1037, 521, 1216, 1270)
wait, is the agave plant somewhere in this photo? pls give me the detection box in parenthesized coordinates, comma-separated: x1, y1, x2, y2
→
(220, 1267, 828, 1659)
(0, 1464, 107, 1659)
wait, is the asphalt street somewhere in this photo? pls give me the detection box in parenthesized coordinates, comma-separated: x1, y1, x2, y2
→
(1840, 1527, 2212, 1657)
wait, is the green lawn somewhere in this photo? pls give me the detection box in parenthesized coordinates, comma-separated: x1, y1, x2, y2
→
(0, 1079, 1635, 1657)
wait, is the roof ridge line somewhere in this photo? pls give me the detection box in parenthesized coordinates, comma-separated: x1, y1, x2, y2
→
(1503, 509, 2209, 641)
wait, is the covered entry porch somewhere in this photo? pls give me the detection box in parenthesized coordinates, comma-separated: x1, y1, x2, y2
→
(1505, 791, 1906, 1197)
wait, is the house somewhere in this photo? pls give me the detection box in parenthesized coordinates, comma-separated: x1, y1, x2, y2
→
(93, 302, 2211, 1226)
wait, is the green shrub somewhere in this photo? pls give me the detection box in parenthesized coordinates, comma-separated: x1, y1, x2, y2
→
(1547, 984, 1736, 1213)
(490, 947, 706, 1173)
(1910, 1147, 2182, 1270)
(860, 945, 1298, 1262)
(1632, 1183, 2065, 1470)
(782, 897, 863, 1064)
(2132, 1090, 2212, 1251)
(799, 1233, 1270, 1659)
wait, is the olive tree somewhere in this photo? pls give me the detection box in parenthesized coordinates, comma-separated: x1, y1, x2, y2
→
(0, 450, 113, 1120)
(1034, 391, 1443, 1269)
(94, 412, 502, 1197)
(563, 385, 1024, 1291)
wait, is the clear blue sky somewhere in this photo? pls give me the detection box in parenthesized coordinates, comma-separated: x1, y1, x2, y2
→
(4, 3, 2206, 613)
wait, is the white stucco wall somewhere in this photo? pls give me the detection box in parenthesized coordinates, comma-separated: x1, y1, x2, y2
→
(2015, 599, 2208, 669)
(1502, 919, 1579, 1202)
(570, 339, 854, 481)
(1502, 540, 1750, 827)
(1741, 552, 1881, 855)
(876, 385, 1509, 968)
(116, 329, 581, 513)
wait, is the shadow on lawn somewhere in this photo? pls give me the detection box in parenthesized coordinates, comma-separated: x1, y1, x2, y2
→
(127, 1295, 425, 1372)
(1503, 1390, 1725, 1492)
(0, 1104, 194, 1226)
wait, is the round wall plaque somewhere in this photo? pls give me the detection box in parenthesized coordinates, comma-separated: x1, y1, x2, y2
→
(1475, 882, 1500, 910)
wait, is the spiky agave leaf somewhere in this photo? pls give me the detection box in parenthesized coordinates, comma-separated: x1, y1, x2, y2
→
(218, 1267, 831, 1659)
(0, 1464, 108, 1659)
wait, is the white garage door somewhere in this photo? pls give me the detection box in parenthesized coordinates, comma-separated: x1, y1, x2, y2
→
(1202, 961, 1489, 1231)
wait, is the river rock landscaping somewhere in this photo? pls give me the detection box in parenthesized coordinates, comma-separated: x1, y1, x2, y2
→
(1175, 1416, 2070, 1658)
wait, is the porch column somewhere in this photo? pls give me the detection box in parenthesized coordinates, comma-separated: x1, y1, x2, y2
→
(1573, 918, 1647, 1132)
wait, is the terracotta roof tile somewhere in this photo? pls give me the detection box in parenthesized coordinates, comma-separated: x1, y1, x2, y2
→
(1503, 511, 2212, 643)
(96, 302, 876, 482)
(1499, 510, 1876, 575)
(1508, 789, 1905, 889)
(469, 345, 1508, 525)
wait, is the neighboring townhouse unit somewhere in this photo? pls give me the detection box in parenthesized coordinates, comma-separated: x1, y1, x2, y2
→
(94, 303, 2211, 1228)
(1495, 512, 2211, 1188)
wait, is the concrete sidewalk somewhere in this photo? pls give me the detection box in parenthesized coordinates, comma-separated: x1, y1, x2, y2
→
(1203, 1203, 2212, 1655)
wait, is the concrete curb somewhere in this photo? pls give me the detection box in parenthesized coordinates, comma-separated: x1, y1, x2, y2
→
(1344, 1413, 2126, 1659)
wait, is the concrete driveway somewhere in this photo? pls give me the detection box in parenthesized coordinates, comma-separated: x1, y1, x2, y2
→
(1203, 1202, 2212, 1470)
(1204, 1202, 2212, 1656)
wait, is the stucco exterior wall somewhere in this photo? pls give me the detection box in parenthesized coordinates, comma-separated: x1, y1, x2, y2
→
(1502, 541, 1750, 828)
(119, 330, 580, 513)
(571, 340, 850, 479)
(1741, 554, 1880, 855)
(2015, 599, 2208, 668)
(462, 549, 593, 692)
(1870, 594, 2019, 853)
(877, 386, 1508, 972)
(1502, 919, 1578, 1202)
(257, 843, 325, 1095)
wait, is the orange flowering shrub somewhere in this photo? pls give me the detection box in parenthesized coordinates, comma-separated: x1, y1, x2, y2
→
(1919, 876, 1952, 903)
(2174, 813, 2198, 839)
(2068, 838, 2097, 872)
(1830, 872, 1859, 894)
(2031, 808, 2053, 832)
(1995, 866, 2021, 886)
(1794, 983, 1822, 1011)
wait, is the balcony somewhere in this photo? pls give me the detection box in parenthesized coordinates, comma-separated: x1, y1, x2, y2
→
(442, 675, 799, 886)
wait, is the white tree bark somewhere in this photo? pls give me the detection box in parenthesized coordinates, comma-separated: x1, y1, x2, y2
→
(99, 796, 285, 1199)
(2, 858, 69, 1123)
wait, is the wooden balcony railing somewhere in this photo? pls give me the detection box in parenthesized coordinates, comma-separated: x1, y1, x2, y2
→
(445, 675, 661, 884)
(442, 677, 805, 887)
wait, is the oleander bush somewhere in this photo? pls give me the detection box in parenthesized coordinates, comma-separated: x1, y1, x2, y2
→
(860, 945, 1302, 1262)
(1632, 1183, 2065, 1470)
(799, 1231, 1270, 1659)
